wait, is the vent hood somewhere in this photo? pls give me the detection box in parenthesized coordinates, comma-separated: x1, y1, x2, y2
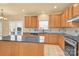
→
(67, 15, 79, 22)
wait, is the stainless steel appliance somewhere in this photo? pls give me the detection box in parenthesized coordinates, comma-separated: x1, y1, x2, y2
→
(65, 37, 78, 56)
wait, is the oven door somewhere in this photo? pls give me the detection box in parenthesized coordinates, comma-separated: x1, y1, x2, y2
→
(65, 37, 78, 56)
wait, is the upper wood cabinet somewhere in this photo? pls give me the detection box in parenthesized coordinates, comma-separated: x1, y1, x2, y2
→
(49, 15, 55, 28)
(24, 16, 38, 28)
(73, 4, 79, 16)
(60, 12, 66, 27)
(24, 16, 29, 28)
(49, 14, 61, 28)
(54, 15, 61, 28)
(31, 16, 38, 28)
(60, 5, 74, 27)
(68, 6, 73, 19)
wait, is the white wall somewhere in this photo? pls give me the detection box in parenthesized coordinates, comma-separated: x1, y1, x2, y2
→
(2, 20, 9, 36)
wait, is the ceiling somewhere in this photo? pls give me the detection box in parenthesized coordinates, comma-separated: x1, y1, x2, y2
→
(0, 3, 73, 19)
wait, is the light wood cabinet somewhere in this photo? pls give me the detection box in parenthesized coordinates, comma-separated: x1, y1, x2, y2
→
(49, 15, 55, 28)
(44, 34, 49, 43)
(25, 16, 38, 28)
(60, 13, 66, 27)
(11, 42, 19, 56)
(65, 8, 70, 27)
(19, 42, 44, 56)
(49, 14, 61, 28)
(60, 5, 74, 27)
(73, 4, 79, 16)
(0, 42, 11, 56)
(54, 15, 61, 28)
(31, 16, 38, 28)
(25, 16, 29, 28)
(19, 43, 37, 56)
(58, 35, 64, 49)
(0, 41, 44, 56)
(48, 34, 58, 45)
(68, 6, 73, 19)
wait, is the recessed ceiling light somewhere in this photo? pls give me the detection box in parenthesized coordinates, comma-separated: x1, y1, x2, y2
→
(54, 6, 57, 9)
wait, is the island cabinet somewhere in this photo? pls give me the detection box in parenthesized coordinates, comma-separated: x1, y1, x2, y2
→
(49, 14, 61, 28)
(19, 43, 44, 56)
(24, 16, 38, 28)
(0, 41, 44, 56)
(0, 42, 11, 56)
(10, 42, 20, 56)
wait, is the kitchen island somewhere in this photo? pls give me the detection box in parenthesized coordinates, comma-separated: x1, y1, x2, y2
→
(0, 36, 64, 56)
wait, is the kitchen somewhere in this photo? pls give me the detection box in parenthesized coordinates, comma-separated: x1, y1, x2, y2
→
(0, 3, 79, 56)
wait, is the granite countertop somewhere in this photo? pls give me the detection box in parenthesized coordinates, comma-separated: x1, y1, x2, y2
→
(23, 32, 64, 34)
(1, 36, 46, 44)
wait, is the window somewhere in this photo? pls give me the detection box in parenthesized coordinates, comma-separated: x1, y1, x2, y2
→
(39, 20, 48, 29)
(39, 14, 48, 29)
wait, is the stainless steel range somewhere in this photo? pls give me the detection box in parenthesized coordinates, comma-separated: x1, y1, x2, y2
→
(65, 37, 78, 56)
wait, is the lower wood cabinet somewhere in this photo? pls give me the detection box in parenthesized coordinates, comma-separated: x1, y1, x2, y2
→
(0, 41, 44, 56)
(38, 34, 64, 49)
(11, 42, 20, 56)
(48, 34, 58, 45)
(19, 43, 44, 56)
(58, 35, 64, 49)
(0, 42, 11, 56)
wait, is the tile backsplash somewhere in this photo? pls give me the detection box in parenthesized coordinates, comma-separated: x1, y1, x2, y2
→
(23, 28, 79, 36)
(64, 28, 79, 36)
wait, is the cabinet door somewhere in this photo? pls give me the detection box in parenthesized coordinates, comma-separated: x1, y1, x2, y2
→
(48, 34, 58, 44)
(29, 16, 32, 28)
(19, 43, 44, 56)
(0, 42, 11, 56)
(19, 43, 35, 56)
(61, 13, 66, 27)
(11, 42, 19, 56)
(54, 15, 61, 27)
(68, 6, 73, 19)
(44, 34, 49, 43)
(73, 4, 79, 16)
(65, 8, 70, 27)
(58, 35, 64, 49)
(49, 15, 55, 28)
(31, 16, 38, 28)
(25, 16, 29, 28)
(37, 44, 44, 56)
